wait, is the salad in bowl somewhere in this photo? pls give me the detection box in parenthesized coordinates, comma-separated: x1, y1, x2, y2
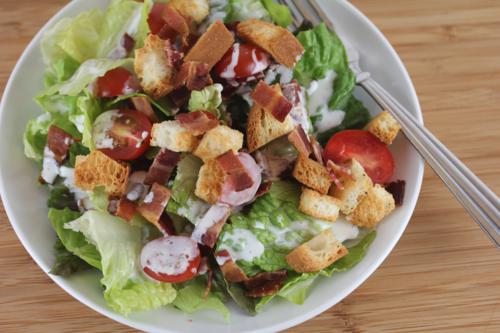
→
(23, 0, 406, 320)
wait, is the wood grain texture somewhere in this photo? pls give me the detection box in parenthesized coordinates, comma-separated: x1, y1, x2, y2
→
(0, 0, 499, 332)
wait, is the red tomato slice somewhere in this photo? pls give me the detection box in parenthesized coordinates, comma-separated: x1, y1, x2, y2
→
(93, 109, 152, 161)
(214, 43, 270, 79)
(324, 130, 395, 184)
(147, 3, 166, 34)
(96, 67, 139, 98)
(141, 236, 201, 283)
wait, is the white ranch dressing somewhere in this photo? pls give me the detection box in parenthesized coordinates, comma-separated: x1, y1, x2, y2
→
(41, 147, 59, 184)
(315, 218, 359, 243)
(268, 220, 311, 249)
(219, 228, 264, 262)
(191, 205, 230, 244)
(264, 64, 294, 85)
(220, 43, 240, 79)
(59, 166, 93, 210)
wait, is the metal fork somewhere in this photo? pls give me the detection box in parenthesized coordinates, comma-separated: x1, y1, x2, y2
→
(278, 0, 500, 246)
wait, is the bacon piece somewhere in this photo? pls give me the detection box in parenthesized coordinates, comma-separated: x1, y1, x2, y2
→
(144, 149, 180, 186)
(281, 81, 301, 105)
(159, 3, 190, 47)
(131, 96, 158, 122)
(244, 270, 287, 297)
(176, 111, 218, 136)
(255, 181, 272, 198)
(326, 160, 353, 180)
(174, 61, 213, 91)
(47, 125, 73, 163)
(191, 205, 231, 247)
(311, 138, 324, 165)
(252, 81, 292, 122)
(218, 153, 262, 207)
(137, 183, 171, 226)
(169, 87, 190, 107)
(385, 180, 406, 206)
(115, 197, 137, 222)
(217, 151, 254, 192)
(287, 125, 312, 157)
(158, 213, 176, 235)
(215, 250, 249, 283)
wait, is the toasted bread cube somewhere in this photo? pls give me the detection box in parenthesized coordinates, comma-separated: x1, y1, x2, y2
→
(299, 188, 340, 222)
(246, 89, 295, 152)
(330, 159, 373, 215)
(365, 111, 401, 145)
(134, 34, 175, 99)
(170, 0, 209, 24)
(74, 150, 130, 196)
(349, 184, 396, 228)
(184, 20, 234, 69)
(293, 155, 332, 194)
(193, 125, 243, 162)
(194, 159, 226, 204)
(237, 19, 304, 68)
(286, 229, 348, 273)
(151, 120, 200, 152)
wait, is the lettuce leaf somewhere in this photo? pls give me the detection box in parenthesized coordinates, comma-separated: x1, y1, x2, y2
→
(226, 0, 270, 23)
(107, 92, 174, 118)
(173, 277, 230, 321)
(89, 186, 109, 212)
(188, 84, 223, 117)
(50, 238, 94, 276)
(65, 210, 176, 315)
(47, 185, 79, 211)
(294, 23, 355, 110)
(260, 0, 292, 27)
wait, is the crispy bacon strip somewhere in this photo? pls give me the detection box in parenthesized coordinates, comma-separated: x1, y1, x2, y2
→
(169, 87, 190, 107)
(217, 151, 254, 192)
(47, 125, 73, 163)
(288, 125, 312, 157)
(160, 4, 190, 47)
(244, 270, 287, 297)
(115, 197, 137, 222)
(131, 96, 158, 122)
(176, 110, 218, 136)
(311, 138, 324, 165)
(191, 205, 231, 247)
(215, 250, 248, 283)
(137, 183, 171, 226)
(385, 180, 406, 206)
(252, 81, 292, 122)
(144, 148, 180, 186)
(158, 213, 176, 235)
(281, 81, 301, 105)
(174, 61, 213, 91)
(255, 181, 272, 198)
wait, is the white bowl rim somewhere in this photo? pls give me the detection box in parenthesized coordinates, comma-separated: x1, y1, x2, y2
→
(0, 1, 424, 332)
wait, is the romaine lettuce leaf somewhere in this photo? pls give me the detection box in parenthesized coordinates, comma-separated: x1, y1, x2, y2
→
(73, 92, 103, 150)
(50, 238, 95, 276)
(188, 84, 223, 117)
(107, 92, 174, 118)
(44, 57, 80, 88)
(89, 186, 109, 212)
(226, 0, 270, 23)
(47, 186, 79, 211)
(173, 277, 230, 321)
(260, 0, 292, 27)
(65, 210, 176, 315)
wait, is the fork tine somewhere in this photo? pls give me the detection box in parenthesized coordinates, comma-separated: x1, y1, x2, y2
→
(289, 0, 321, 26)
(310, 0, 336, 31)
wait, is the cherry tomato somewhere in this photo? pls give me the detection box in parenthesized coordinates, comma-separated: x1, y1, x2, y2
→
(147, 3, 166, 34)
(93, 109, 152, 161)
(141, 236, 201, 283)
(96, 67, 139, 98)
(214, 43, 270, 79)
(324, 130, 395, 184)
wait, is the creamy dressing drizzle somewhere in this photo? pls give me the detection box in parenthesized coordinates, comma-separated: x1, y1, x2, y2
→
(219, 228, 265, 262)
(140, 237, 198, 276)
(220, 43, 240, 79)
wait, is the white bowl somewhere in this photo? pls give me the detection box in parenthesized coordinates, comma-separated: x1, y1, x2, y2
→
(0, 0, 424, 332)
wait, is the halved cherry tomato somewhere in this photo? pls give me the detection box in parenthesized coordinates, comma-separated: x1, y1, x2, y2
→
(93, 109, 152, 161)
(141, 236, 201, 283)
(324, 130, 395, 184)
(147, 3, 167, 34)
(214, 43, 270, 79)
(96, 67, 139, 98)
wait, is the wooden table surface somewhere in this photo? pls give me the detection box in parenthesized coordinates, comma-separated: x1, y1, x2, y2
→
(1, 0, 499, 332)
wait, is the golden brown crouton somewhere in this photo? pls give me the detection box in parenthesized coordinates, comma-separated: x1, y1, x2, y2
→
(151, 120, 200, 152)
(286, 229, 348, 273)
(329, 159, 373, 215)
(299, 188, 341, 222)
(74, 150, 130, 196)
(236, 19, 304, 68)
(134, 34, 175, 99)
(246, 85, 295, 152)
(193, 125, 243, 162)
(365, 111, 401, 145)
(293, 155, 332, 194)
(170, 0, 209, 24)
(184, 20, 234, 69)
(194, 159, 226, 204)
(348, 184, 396, 228)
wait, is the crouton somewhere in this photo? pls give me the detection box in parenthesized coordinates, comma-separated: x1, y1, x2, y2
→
(74, 150, 130, 196)
(134, 34, 175, 99)
(365, 111, 401, 145)
(247, 85, 295, 152)
(151, 120, 200, 152)
(184, 20, 234, 69)
(236, 19, 304, 68)
(299, 188, 340, 222)
(329, 159, 373, 215)
(293, 155, 332, 194)
(193, 125, 243, 162)
(170, 0, 209, 24)
(194, 159, 226, 204)
(286, 229, 348, 273)
(348, 184, 395, 228)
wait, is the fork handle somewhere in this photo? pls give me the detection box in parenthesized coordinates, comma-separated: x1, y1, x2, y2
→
(357, 74, 500, 246)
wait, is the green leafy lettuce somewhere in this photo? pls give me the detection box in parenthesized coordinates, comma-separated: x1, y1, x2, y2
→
(65, 210, 176, 315)
(188, 84, 223, 117)
(107, 92, 174, 118)
(50, 238, 94, 276)
(225, 0, 271, 23)
(260, 0, 293, 27)
(47, 186, 78, 211)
